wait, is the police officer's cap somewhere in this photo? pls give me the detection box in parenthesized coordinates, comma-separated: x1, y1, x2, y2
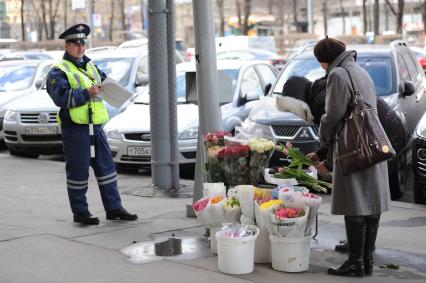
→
(59, 24, 90, 44)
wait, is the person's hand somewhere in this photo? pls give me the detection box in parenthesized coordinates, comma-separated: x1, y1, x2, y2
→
(316, 161, 330, 175)
(88, 85, 103, 96)
(307, 152, 320, 162)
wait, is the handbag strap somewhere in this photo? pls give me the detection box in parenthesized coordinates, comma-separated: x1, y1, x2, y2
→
(341, 67, 361, 116)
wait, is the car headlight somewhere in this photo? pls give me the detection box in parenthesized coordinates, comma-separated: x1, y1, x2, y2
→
(105, 128, 122, 140)
(179, 127, 198, 140)
(4, 110, 17, 122)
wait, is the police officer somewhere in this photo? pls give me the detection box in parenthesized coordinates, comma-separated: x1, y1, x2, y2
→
(47, 24, 137, 225)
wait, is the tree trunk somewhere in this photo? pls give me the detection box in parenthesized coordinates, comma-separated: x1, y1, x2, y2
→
(396, 0, 404, 34)
(63, 0, 67, 29)
(217, 0, 225, 36)
(109, 0, 115, 41)
(339, 0, 346, 34)
(20, 0, 25, 41)
(267, 0, 273, 14)
(374, 0, 379, 36)
(41, 1, 48, 39)
(140, 0, 145, 30)
(278, 0, 284, 35)
(235, 0, 242, 34)
(293, 0, 299, 32)
(423, 0, 426, 36)
(363, 0, 367, 34)
(242, 0, 252, 35)
(120, 0, 127, 39)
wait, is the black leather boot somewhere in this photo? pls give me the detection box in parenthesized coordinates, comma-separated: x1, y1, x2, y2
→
(73, 211, 100, 225)
(364, 214, 380, 276)
(106, 207, 138, 221)
(335, 240, 349, 253)
(328, 216, 366, 277)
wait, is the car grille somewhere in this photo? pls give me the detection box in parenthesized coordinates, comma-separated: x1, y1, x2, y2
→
(120, 155, 151, 163)
(312, 125, 319, 136)
(124, 132, 151, 141)
(20, 112, 57, 124)
(271, 125, 301, 137)
(181, 151, 196, 159)
(21, 135, 62, 142)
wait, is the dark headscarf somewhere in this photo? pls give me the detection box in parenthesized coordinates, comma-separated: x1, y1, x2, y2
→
(314, 37, 346, 63)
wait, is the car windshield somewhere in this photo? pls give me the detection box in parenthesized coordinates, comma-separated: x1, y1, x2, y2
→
(134, 72, 188, 104)
(92, 58, 134, 87)
(0, 65, 37, 91)
(272, 56, 395, 96)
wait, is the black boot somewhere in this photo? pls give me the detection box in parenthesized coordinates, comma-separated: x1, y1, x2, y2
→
(328, 216, 366, 277)
(335, 240, 349, 253)
(106, 207, 138, 221)
(364, 214, 380, 276)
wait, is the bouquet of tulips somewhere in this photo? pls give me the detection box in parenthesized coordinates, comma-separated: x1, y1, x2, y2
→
(248, 138, 276, 185)
(270, 205, 309, 237)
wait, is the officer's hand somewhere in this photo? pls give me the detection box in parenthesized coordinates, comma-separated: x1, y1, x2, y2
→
(88, 85, 103, 96)
(307, 152, 320, 162)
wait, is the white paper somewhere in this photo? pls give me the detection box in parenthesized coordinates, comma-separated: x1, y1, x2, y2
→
(99, 77, 133, 108)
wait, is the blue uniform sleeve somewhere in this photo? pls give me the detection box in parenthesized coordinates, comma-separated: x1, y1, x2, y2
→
(46, 67, 90, 109)
(94, 64, 107, 81)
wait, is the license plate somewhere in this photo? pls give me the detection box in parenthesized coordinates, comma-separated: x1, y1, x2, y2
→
(127, 146, 151, 156)
(25, 126, 57, 135)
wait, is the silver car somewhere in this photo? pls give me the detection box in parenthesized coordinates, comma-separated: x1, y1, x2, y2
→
(103, 60, 278, 170)
(0, 60, 54, 141)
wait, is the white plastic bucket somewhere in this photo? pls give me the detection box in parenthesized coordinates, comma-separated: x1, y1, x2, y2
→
(254, 228, 271, 263)
(269, 234, 311, 272)
(216, 226, 259, 274)
(210, 226, 220, 254)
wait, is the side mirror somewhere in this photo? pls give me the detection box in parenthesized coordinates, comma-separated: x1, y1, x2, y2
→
(35, 79, 44, 89)
(245, 91, 260, 101)
(135, 74, 149, 87)
(403, 81, 415, 96)
(264, 83, 272, 95)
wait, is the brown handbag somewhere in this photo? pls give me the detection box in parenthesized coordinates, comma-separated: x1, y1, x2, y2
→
(335, 68, 396, 176)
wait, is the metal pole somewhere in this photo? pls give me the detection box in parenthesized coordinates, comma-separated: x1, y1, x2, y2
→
(87, 0, 93, 48)
(148, 0, 172, 189)
(166, 0, 180, 190)
(323, 1, 327, 36)
(187, 0, 223, 215)
(307, 0, 314, 34)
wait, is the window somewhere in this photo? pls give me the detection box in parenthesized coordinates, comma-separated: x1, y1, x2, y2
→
(396, 53, 411, 82)
(402, 51, 421, 82)
(240, 67, 263, 99)
(256, 64, 277, 86)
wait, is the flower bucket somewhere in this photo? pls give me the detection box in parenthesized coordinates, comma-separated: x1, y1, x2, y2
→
(216, 226, 259, 274)
(254, 227, 271, 263)
(269, 234, 311, 272)
(210, 225, 221, 254)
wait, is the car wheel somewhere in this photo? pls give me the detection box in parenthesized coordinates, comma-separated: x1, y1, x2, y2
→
(389, 152, 406, 200)
(414, 182, 426, 204)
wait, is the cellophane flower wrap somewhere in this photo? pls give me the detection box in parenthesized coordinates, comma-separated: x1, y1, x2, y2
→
(254, 199, 284, 234)
(203, 131, 231, 183)
(193, 197, 214, 226)
(224, 196, 242, 222)
(248, 138, 275, 185)
(270, 205, 309, 237)
(236, 185, 255, 221)
(291, 192, 322, 236)
(209, 195, 227, 225)
(223, 143, 250, 186)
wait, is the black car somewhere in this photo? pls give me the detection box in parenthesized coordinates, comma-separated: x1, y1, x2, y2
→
(243, 41, 426, 200)
(412, 113, 426, 204)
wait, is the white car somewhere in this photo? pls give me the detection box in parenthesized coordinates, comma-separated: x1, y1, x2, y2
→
(3, 89, 61, 157)
(0, 60, 54, 141)
(103, 60, 278, 170)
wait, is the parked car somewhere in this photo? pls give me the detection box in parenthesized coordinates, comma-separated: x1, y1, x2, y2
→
(103, 60, 278, 170)
(0, 51, 54, 61)
(412, 112, 426, 204)
(410, 46, 426, 72)
(216, 49, 286, 70)
(0, 60, 54, 141)
(241, 41, 426, 200)
(3, 89, 61, 157)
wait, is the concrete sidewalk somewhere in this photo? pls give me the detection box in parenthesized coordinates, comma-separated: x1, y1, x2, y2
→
(0, 153, 425, 283)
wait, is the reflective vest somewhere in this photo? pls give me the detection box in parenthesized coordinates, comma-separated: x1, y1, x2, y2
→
(54, 59, 109, 125)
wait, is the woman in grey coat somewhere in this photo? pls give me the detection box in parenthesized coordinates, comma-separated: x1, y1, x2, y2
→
(313, 37, 391, 277)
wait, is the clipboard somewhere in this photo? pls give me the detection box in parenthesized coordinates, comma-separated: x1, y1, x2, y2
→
(99, 77, 133, 108)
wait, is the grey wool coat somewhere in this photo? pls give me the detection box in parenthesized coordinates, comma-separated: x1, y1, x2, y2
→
(319, 50, 391, 216)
